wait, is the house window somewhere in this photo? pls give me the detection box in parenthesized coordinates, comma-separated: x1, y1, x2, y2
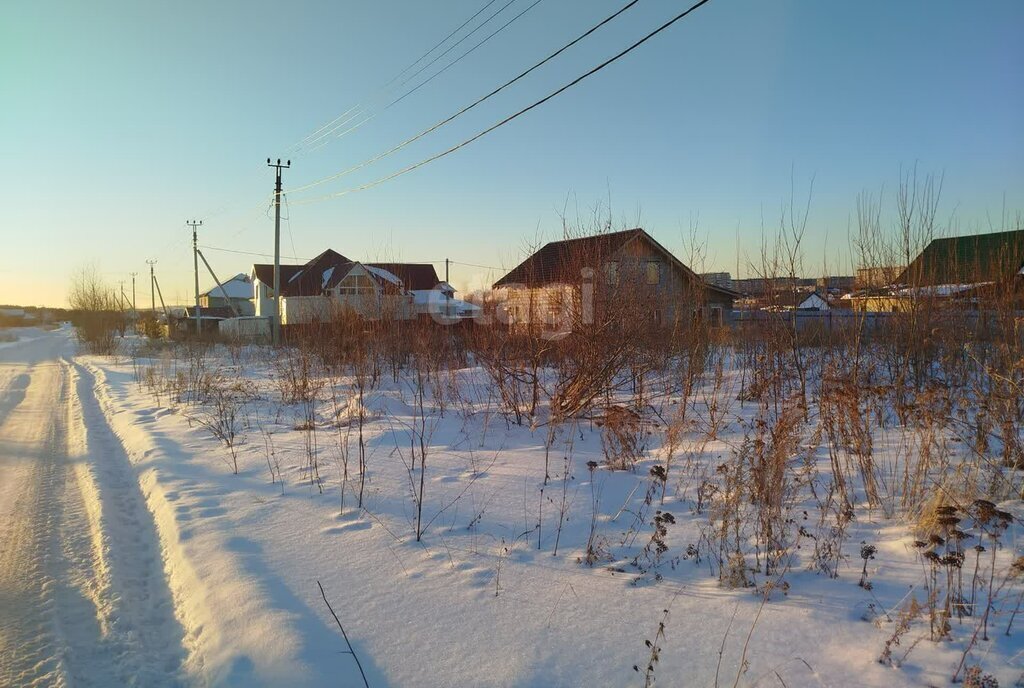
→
(338, 274, 374, 295)
(710, 306, 723, 326)
(646, 261, 660, 285)
(605, 261, 619, 286)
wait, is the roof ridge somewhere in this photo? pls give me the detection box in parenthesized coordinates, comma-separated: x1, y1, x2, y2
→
(928, 228, 1024, 244)
(541, 227, 643, 248)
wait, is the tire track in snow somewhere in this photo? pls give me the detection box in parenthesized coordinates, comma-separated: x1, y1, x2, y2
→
(0, 356, 188, 687)
(0, 369, 31, 429)
(0, 363, 76, 687)
(66, 360, 188, 686)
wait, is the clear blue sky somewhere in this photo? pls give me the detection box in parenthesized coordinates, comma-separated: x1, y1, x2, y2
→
(2, 0, 1022, 307)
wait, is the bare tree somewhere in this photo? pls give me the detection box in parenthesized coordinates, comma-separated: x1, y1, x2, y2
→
(68, 264, 123, 354)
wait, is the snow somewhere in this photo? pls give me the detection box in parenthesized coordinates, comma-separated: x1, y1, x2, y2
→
(893, 282, 993, 297)
(204, 274, 254, 299)
(3, 328, 1023, 686)
(365, 265, 403, 286)
(0, 330, 185, 686)
(0, 325, 61, 347)
(321, 266, 335, 288)
(797, 292, 830, 310)
(410, 289, 482, 318)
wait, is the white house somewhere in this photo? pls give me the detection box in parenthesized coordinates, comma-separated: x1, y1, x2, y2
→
(795, 291, 830, 311)
(199, 273, 255, 316)
(411, 284, 482, 320)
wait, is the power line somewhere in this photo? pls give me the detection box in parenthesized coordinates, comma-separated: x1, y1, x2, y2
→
(197, 247, 506, 275)
(395, 0, 520, 92)
(290, 0, 714, 206)
(200, 245, 305, 261)
(451, 260, 506, 271)
(303, 0, 546, 155)
(283, 193, 298, 261)
(292, 0, 508, 154)
(288, 0, 641, 197)
(302, 0, 521, 153)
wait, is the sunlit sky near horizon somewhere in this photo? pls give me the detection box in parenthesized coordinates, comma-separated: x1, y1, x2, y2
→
(2, 0, 1022, 308)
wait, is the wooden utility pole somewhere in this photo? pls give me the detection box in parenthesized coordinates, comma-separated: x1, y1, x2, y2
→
(445, 258, 451, 319)
(152, 272, 170, 321)
(267, 158, 290, 346)
(146, 259, 157, 313)
(187, 220, 203, 331)
(129, 272, 138, 316)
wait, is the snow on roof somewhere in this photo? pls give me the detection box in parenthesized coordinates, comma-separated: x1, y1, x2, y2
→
(453, 299, 481, 313)
(365, 265, 403, 286)
(322, 267, 335, 289)
(412, 290, 447, 306)
(202, 274, 253, 299)
(893, 282, 993, 297)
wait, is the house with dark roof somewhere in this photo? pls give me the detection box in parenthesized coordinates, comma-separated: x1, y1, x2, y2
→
(492, 228, 737, 332)
(897, 229, 1024, 288)
(848, 229, 1024, 312)
(249, 249, 472, 325)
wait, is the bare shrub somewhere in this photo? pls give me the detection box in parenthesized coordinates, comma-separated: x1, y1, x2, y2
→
(68, 264, 123, 354)
(190, 376, 254, 474)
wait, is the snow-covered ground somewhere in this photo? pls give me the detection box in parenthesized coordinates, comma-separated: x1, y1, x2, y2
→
(0, 325, 58, 348)
(2, 328, 1022, 686)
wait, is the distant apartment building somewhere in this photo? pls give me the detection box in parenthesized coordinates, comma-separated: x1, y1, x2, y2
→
(855, 266, 903, 288)
(732, 276, 815, 296)
(699, 272, 733, 291)
(816, 275, 855, 293)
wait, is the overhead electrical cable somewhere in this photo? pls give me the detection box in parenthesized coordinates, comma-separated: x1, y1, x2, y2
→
(200, 245, 314, 262)
(297, 0, 519, 154)
(290, 0, 713, 206)
(302, 0, 547, 154)
(287, 0, 644, 196)
(290, 0, 503, 155)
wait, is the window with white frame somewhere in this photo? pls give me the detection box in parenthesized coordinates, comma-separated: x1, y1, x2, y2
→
(337, 273, 375, 295)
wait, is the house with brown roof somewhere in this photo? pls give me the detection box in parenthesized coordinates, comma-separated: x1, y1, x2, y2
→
(250, 249, 471, 325)
(492, 228, 737, 333)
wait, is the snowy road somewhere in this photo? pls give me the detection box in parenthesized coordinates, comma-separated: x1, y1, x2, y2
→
(0, 330, 186, 687)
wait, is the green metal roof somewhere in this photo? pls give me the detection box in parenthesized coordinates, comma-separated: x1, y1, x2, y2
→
(897, 229, 1024, 286)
